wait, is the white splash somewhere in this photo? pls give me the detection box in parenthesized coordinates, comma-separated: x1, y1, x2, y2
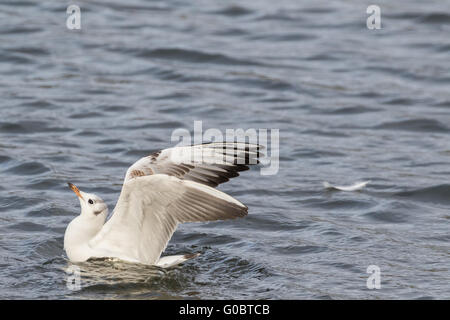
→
(323, 180, 371, 191)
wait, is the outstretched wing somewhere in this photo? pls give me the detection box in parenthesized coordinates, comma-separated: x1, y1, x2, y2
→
(124, 142, 263, 187)
(88, 174, 247, 265)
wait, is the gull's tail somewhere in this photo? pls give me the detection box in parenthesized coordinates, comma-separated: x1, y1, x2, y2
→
(156, 253, 200, 268)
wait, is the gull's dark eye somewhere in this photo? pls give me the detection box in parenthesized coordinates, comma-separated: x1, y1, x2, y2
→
(88, 199, 94, 205)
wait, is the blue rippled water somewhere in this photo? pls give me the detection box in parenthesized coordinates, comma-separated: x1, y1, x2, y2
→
(0, 0, 449, 299)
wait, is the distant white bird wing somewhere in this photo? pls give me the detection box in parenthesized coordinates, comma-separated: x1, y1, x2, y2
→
(88, 174, 247, 265)
(323, 180, 371, 191)
(124, 142, 263, 187)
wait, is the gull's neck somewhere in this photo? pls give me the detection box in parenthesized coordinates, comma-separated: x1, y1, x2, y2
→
(64, 210, 107, 262)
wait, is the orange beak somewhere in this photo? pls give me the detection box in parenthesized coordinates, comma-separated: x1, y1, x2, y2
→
(68, 182, 84, 200)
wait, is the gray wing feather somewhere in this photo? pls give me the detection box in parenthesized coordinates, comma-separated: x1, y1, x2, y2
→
(124, 142, 263, 187)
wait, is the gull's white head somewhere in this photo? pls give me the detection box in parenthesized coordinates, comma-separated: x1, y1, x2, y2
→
(68, 182, 108, 218)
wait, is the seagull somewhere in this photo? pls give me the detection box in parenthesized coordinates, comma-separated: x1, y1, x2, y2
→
(64, 142, 262, 268)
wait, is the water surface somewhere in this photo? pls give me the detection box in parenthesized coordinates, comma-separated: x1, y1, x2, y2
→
(0, 0, 449, 299)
